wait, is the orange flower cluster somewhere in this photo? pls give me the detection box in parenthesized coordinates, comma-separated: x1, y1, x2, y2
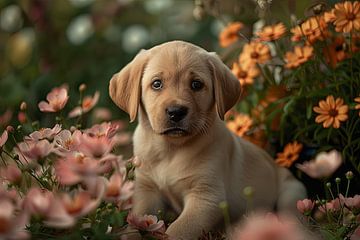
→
(219, 22, 244, 48)
(291, 17, 328, 44)
(256, 23, 287, 42)
(285, 45, 314, 69)
(226, 113, 253, 137)
(239, 41, 271, 66)
(275, 141, 303, 168)
(231, 62, 259, 86)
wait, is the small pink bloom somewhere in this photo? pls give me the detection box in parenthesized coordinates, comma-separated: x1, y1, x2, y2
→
(78, 133, 115, 158)
(17, 112, 26, 124)
(15, 139, 53, 164)
(60, 191, 101, 218)
(24, 188, 53, 216)
(0, 110, 13, 127)
(0, 164, 22, 184)
(127, 213, 166, 235)
(38, 86, 69, 112)
(230, 212, 309, 240)
(296, 150, 342, 179)
(55, 152, 113, 186)
(297, 199, 315, 215)
(25, 124, 62, 141)
(319, 198, 341, 213)
(0, 198, 30, 240)
(68, 91, 100, 118)
(103, 172, 134, 204)
(84, 122, 120, 138)
(24, 187, 75, 228)
(93, 107, 112, 121)
(0, 130, 8, 147)
(53, 129, 82, 155)
(339, 194, 360, 209)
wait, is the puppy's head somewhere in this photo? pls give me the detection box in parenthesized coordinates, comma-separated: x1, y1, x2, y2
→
(109, 41, 240, 138)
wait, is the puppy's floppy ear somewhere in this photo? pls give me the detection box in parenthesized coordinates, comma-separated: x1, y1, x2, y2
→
(208, 52, 241, 120)
(109, 50, 148, 122)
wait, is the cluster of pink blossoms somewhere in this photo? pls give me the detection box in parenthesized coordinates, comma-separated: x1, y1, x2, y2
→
(0, 85, 143, 239)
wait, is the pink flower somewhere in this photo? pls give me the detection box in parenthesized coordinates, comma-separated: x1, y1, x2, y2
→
(78, 133, 115, 158)
(103, 172, 134, 205)
(0, 197, 30, 240)
(53, 129, 82, 155)
(55, 152, 113, 186)
(0, 164, 22, 184)
(127, 213, 166, 235)
(84, 122, 120, 138)
(15, 139, 53, 164)
(17, 112, 26, 124)
(23, 187, 75, 228)
(59, 191, 102, 218)
(0, 130, 8, 147)
(296, 150, 342, 179)
(297, 199, 315, 215)
(319, 198, 341, 213)
(93, 107, 112, 122)
(339, 194, 360, 209)
(38, 86, 69, 112)
(25, 124, 62, 141)
(230, 212, 309, 240)
(68, 91, 100, 118)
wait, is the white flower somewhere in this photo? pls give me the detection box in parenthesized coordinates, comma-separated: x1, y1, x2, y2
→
(296, 150, 342, 179)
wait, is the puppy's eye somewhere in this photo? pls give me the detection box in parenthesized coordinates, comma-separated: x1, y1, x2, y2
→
(152, 79, 163, 90)
(191, 80, 203, 91)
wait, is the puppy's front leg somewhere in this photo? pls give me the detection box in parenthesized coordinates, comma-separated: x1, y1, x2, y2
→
(166, 193, 223, 240)
(132, 179, 164, 216)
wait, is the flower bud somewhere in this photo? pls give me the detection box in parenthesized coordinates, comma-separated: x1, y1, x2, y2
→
(20, 101, 27, 111)
(17, 112, 26, 123)
(326, 182, 331, 188)
(79, 83, 86, 92)
(346, 171, 354, 180)
(243, 186, 254, 198)
(335, 178, 341, 184)
(6, 126, 14, 133)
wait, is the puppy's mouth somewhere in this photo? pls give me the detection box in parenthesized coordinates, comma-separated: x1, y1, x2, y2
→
(161, 127, 189, 137)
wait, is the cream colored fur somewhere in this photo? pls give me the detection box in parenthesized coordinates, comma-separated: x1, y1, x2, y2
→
(109, 41, 306, 239)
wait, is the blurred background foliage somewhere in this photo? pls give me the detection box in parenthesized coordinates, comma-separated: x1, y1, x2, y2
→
(0, 0, 326, 129)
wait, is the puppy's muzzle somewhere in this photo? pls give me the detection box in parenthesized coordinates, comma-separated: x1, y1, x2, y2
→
(166, 105, 188, 123)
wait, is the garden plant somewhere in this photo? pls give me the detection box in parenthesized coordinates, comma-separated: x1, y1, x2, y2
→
(0, 0, 360, 239)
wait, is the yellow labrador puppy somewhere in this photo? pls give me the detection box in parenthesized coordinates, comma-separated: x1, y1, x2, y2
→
(109, 41, 306, 239)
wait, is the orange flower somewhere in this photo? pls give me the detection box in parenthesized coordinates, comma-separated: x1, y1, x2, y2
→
(324, 9, 336, 23)
(284, 45, 313, 69)
(239, 41, 271, 66)
(219, 22, 244, 47)
(291, 17, 328, 44)
(313, 95, 348, 128)
(226, 113, 252, 137)
(333, 1, 360, 33)
(231, 62, 259, 86)
(275, 141, 303, 168)
(323, 36, 348, 68)
(256, 23, 287, 41)
(355, 95, 360, 116)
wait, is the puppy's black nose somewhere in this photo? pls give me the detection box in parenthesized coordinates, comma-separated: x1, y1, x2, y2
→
(166, 106, 188, 122)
